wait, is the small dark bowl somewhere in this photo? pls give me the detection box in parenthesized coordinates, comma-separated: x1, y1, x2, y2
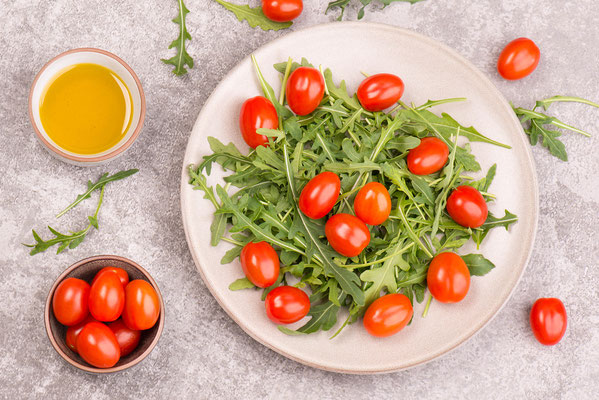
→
(45, 255, 165, 373)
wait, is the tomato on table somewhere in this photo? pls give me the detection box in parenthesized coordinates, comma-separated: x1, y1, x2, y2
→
(122, 280, 161, 330)
(285, 67, 325, 116)
(325, 213, 370, 257)
(265, 286, 310, 324)
(76, 321, 121, 368)
(239, 96, 278, 148)
(497, 37, 540, 80)
(427, 252, 470, 303)
(356, 73, 404, 112)
(261, 0, 303, 22)
(530, 298, 567, 345)
(298, 171, 341, 219)
(446, 185, 488, 228)
(89, 271, 125, 322)
(407, 137, 449, 175)
(92, 266, 129, 288)
(353, 182, 391, 225)
(240, 241, 280, 288)
(363, 293, 413, 337)
(108, 319, 141, 357)
(65, 315, 96, 352)
(52, 277, 90, 326)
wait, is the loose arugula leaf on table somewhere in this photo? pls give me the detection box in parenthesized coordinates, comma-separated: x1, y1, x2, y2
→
(162, 0, 194, 76)
(214, 0, 292, 31)
(326, 0, 426, 20)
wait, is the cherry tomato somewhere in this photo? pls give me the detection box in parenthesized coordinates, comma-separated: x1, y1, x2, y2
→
(239, 96, 278, 148)
(261, 0, 303, 22)
(92, 266, 129, 288)
(76, 321, 120, 368)
(427, 252, 470, 303)
(325, 213, 370, 257)
(286, 67, 325, 116)
(122, 280, 161, 330)
(363, 293, 413, 337)
(353, 182, 391, 225)
(446, 185, 488, 228)
(407, 137, 449, 175)
(240, 241, 280, 288)
(356, 73, 404, 112)
(89, 271, 125, 322)
(265, 286, 310, 324)
(530, 298, 567, 345)
(497, 37, 540, 80)
(65, 315, 96, 352)
(108, 319, 141, 357)
(52, 278, 90, 326)
(298, 171, 341, 219)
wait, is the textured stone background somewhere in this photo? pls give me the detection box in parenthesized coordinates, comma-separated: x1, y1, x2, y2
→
(1, 0, 598, 398)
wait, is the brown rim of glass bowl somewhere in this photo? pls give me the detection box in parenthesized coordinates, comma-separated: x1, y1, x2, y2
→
(28, 48, 146, 163)
(44, 255, 164, 373)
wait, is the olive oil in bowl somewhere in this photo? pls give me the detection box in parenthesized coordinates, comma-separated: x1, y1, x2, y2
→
(39, 63, 133, 155)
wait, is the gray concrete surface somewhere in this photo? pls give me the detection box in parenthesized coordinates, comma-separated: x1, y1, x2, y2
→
(1, 0, 598, 398)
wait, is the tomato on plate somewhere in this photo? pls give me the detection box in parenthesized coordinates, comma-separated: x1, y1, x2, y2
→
(108, 319, 141, 357)
(325, 213, 370, 257)
(239, 96, 278, 148)
(122, 280, 160, 330)
(497, 37, 540, 80)
(446, 185, 488, 228)
(77, 321, 120, 368)
(262, 0, 303, 22)
(298, 171, 341, 219)
(356, 73, 404, 112)
(407, 137, 449, 175)
(427, 252, 470, 303)
(66, 315, 96, 352)
(92, 266, 129, 288)
(353, 182, 391, 225)
(52, 278, 90, 326)
(286, 67, 325, 116)
(89, 271, 125, 322)
(265, 286, 310, 324)
(240, 241, 280, 288)
(530, 298, 567, 345)
(363, 293, 413, 337)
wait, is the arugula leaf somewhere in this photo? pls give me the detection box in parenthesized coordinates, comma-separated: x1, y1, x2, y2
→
(214, 0, 292, 31)
(326, 0, 426, 20)
(462, 254, 495, 276)
(229, 277, 256, 290)
(162, 0, 194, 76)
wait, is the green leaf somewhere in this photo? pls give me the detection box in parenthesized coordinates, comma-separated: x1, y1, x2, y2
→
(323, 68, 361, 111)
(162, 0, 194, 76)
(278, 326, 308, 335)
(88, 216, 98, 229)
(229, 277, 256, 291)
(214, 0, 292, 31)
(210, 214, 227, 246)
(410, 176, 435, 206)
(462, 254, 495, 276)
(294, 299, 341, 333)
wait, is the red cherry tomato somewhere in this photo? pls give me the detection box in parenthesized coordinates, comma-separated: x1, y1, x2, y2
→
(239, 96, 278, 148)
(76, 321, 120, 368)
(407, 137, 449, 175)
(65, 315, 96, 352)
(89, 271, 125, 322)
(92, 266, 129, 288)
(286, 67, 325, 116)
(356, 73, 404, 112)
(427, 252, 471, 303)
(108, 319, 141, 357)
(52, 278, 90, 326)
(298, 171, 341, 219)
(240, 241, 280, 288)
(122, 280, 161, 330)
(446, 185, 488, 228)
(497, 37, 540, 80)
(363, 293, 413, 337)
(325, 213, 370, 257)
(530, 298, 567, 345)
(354, 182, 391, 225)
(265, 286, 310, 324)
(261, 0, 303, 22)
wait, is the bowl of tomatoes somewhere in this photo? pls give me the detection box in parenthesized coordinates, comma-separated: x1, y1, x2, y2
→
(44, 255, 164, 373)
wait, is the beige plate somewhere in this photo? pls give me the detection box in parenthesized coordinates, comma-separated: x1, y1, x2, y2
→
(180, 22, 538, 374)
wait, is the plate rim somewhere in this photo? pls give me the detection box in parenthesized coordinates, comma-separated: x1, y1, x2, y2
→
(180, 21, 539, 374)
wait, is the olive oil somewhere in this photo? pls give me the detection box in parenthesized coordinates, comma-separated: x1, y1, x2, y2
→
(39, 63, 133, 155)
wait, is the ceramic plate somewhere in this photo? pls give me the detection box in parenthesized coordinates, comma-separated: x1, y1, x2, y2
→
(180, 22, 538, 373)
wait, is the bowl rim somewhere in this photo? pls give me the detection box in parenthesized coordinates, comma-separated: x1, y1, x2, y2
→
(28, 47, 146, 164)
(44, 255, 165, 374)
